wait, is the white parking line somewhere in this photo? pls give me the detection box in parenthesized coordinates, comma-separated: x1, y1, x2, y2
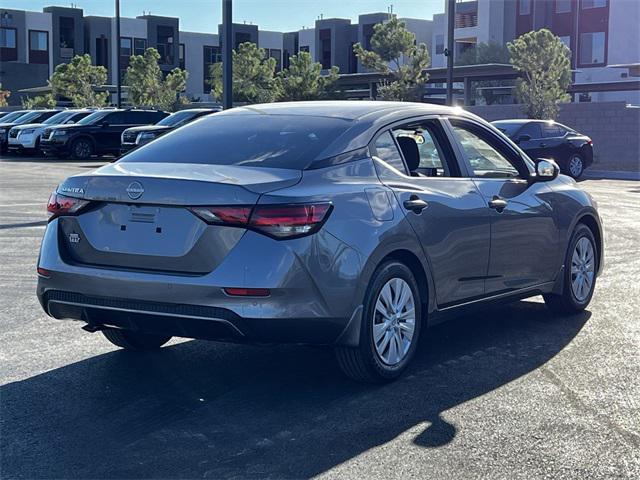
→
(0, 203, 45, 207)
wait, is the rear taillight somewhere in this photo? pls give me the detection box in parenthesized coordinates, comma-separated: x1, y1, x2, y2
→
(189, 203, 332, 239)
(587, 139, 593, 146)
(47, 192, 90, 221)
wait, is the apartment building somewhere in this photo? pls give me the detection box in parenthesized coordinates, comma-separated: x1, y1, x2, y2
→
(430, 0, 639, 103)
(1, 1, 637, 106)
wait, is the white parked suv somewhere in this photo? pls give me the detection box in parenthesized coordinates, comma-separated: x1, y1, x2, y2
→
(8, 110, 92, 155)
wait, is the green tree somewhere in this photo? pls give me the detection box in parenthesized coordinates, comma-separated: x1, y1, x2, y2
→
(507, 29, 571, 119)
(276, 51, 341, 101)
(124, 48, 189, 111)
(49, 54, 109, 108)
(456, 42, 513, 105)
(0, 83, 10, 107)
(22, 93, 57, 109)
(209, 42, 279, 104)
(353, 17, 430, 101)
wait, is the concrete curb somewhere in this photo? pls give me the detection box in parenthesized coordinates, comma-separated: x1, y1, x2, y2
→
(583, 170, 640, 181)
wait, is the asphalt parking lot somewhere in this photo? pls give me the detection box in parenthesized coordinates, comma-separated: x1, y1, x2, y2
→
(1, 156, 639, 479)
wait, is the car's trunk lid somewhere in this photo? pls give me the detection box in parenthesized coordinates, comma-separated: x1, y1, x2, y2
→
(56, 162, 301, 274)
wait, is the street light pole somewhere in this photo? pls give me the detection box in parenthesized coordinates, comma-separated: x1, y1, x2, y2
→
(115, 0, 121, 108)
(445, 0, 455, 105)
(222, 0, 233, 109)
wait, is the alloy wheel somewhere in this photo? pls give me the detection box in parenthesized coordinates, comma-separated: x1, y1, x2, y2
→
(372, 278, 416, 366)
(571, 236, 595, 302)
(569, 155, 584, 178)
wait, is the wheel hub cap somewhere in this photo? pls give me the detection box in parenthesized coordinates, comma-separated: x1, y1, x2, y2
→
(373, 278, 416, 366)
(571, 237, 595, 302)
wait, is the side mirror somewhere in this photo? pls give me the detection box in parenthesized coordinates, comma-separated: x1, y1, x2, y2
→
(534, 158, 559, 182)
(516, 134, 531, 144)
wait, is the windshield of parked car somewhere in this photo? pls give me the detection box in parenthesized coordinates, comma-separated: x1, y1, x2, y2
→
(76, 111, 111, 125)
(120, 113, 352, 170)
(43, 111, 77, 125)
(155, 110, 202, 127)
(492, 122, 524, 138)
(0, 111, 30, 124)
(13, 111, 46, 124)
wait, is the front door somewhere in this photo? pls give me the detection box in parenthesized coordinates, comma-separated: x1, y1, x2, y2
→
(447, 118, 560, 295)
(373, 119, 491, 308)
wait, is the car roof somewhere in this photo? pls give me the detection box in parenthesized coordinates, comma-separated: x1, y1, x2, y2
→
(226, 101, 469, 121)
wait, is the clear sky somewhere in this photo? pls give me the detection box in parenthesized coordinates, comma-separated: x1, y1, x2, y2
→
(6, 0, 444, 33)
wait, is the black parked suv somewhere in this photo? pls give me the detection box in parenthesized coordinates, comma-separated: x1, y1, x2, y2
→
(120, 108, 220, 153)
(492, 119, 594, 179)
(40, 109, 168, 159)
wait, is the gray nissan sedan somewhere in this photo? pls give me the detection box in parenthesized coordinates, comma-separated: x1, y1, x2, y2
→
(37, 101, 603, 382)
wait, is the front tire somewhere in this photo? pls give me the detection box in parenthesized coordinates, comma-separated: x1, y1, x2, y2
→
(102, 328, 172, 350)
(544, 224, 597, 314)
(70, 138, 93, 160)
(335, 261, 422, 383)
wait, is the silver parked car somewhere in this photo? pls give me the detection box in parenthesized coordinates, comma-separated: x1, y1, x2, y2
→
(37, 102, 603, 382)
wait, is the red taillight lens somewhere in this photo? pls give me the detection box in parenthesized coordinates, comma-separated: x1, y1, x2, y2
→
(587, 139, 593, 146)
(250, 204, 332, 238)
(37, 267, 51, 277)
(47, 192, 90, 221)
(188, 206, 252, 226)
(189, 203, 332, 239)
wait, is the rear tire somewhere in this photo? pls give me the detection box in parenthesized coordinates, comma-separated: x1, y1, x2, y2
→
(70, 138, 93, 160)
(567, 153, 585, 179)
(544, 224, 597, 314)
(102, 328, 172, 350)
(335, 261, 422, 383)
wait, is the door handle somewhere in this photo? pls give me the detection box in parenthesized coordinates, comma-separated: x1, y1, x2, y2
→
(403, 196, 428, 214)
(488, 196, 508, 212)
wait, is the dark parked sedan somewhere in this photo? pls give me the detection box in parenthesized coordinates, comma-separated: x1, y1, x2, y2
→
(120, 108, 221, 153)
(492, 119, 593, 178)
(37, 102, 603, 382)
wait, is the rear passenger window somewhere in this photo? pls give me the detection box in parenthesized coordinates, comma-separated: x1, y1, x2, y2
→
(542, 123, 565, 138)
(105, 112, 126, 124)
(373, 131, 407, 173)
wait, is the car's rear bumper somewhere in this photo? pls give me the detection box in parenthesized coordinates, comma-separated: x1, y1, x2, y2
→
(37, 218, 364, 345)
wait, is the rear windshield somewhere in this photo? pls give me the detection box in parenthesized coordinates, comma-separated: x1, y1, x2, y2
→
(119, 113, 352, 170)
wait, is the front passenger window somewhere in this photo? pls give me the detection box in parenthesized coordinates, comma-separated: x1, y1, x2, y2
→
(451, 125, 520, 179)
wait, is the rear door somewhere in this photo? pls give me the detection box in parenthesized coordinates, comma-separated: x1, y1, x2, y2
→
(373, 117, 491, 307)
(446, 117, 560, 294)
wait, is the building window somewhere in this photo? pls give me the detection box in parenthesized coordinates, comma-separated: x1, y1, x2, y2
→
(320, 28, 331, 70)
(580, 31, 605, 65)
(268, 48, 282, 71)
(0, 27, 18, 61)
(582, 0, 607, 8)
(134, 38, 146, 56)
(519, 0, 531, 15)
(559, 35, 571, 58)
(29, 30, 49, 65)
(157, 26, 175, 64)
(203, 45, 222, 92)
(299, 45, 309, 53)
(435, 34, 444, 55)
(556, 0, 572, 13)
(179, 43, 185, 69)
(59, 17, 75, 49)
(349, 42, 357, 73)
(234, 32, 251, 49)
(120, 37, 132, 74)
(95, 36, 108, 68)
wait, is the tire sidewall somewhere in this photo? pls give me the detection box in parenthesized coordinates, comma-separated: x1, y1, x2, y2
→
(564, 225, 597, 309)
(360, 261, 422, 380)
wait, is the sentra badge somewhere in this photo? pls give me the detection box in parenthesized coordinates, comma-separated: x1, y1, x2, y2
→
(69, 233, 80, 244)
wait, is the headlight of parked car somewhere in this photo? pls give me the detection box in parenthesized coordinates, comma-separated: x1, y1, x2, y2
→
(21, 128, 36, 135)
(53, 130, 68, 137)
(136, 132, 157, 145)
